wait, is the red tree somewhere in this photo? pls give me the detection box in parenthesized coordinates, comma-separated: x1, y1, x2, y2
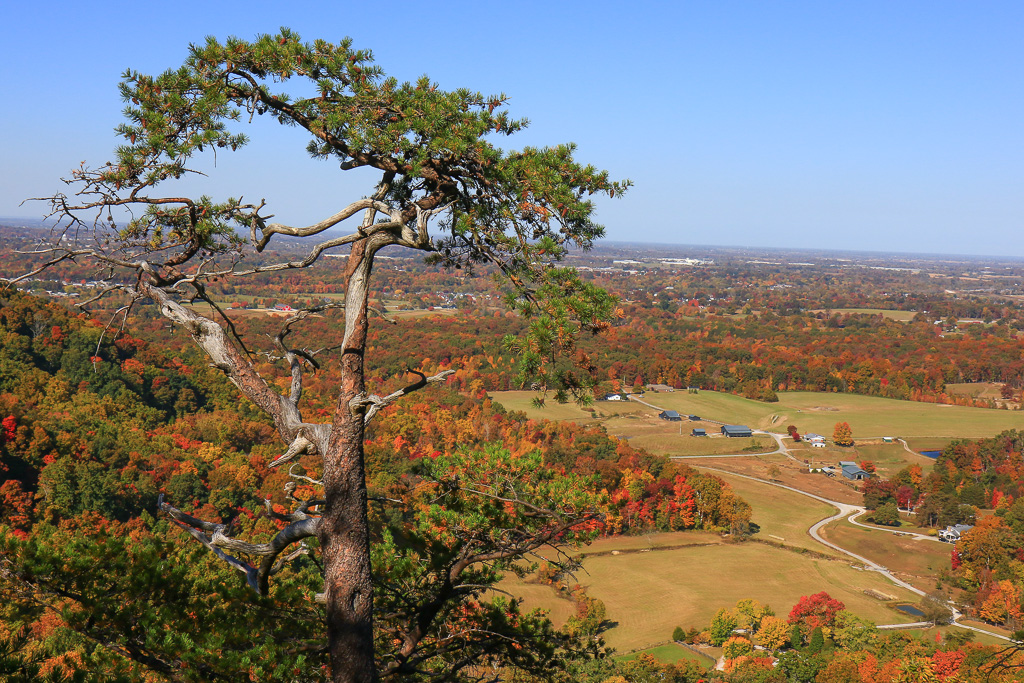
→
(787, 591, 845, 629)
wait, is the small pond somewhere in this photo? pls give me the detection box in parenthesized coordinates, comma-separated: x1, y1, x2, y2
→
(919, 450, 941, 459)
(894, 603, 925, 618)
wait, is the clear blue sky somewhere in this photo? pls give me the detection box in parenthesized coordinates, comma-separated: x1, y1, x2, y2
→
(2, 1, 1021, 256)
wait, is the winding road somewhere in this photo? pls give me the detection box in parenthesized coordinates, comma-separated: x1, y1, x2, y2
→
(689, 465, 1010, 641)
(627, 394, 1011, 642)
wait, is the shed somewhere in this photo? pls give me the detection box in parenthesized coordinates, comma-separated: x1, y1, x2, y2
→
(839, 461, 870, 480)
(883, 437, 895, 443)
(688, 415, 701, 421)
(659, 410, 683, 421)
(721, 425, 753, 438)
(691, 428, 706, 437)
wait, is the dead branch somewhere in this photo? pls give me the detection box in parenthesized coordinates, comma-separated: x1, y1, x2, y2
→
(351, 369, 456, 423)
(159, 495, 321, 595)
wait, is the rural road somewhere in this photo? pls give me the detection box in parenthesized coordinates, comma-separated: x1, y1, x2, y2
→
(628, 394, 1012, 641)
(690, 466, 1011, 641)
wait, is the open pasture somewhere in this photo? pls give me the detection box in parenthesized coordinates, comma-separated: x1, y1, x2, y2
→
(818, 521, 950, 591)
(569, 541, 918, 651)
(652, 391, 1024, 439)
(617, 643, 716, 666)
(836, 442, 937, 477)
(946, 382, 1006, 400)
(491, 389, 1021, 448)
(808, 308, 918, 322)
(701, 469, 844, 554)
(698, 458, 864, 506)
(489, 391, 646, 423)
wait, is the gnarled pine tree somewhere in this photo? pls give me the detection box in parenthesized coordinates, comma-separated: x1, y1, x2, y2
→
(13, 30, 627, 682)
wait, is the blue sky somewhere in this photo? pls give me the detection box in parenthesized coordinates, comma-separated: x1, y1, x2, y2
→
(2, 1, 1021, 256)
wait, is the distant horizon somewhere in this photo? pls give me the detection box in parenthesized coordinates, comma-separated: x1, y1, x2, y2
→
(3, 215, 1022, 264)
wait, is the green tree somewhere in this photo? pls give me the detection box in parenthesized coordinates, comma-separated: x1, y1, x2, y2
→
(871, 501, 901, 527)
(709, 608, 739, 646)
(25, 30, 626, 683)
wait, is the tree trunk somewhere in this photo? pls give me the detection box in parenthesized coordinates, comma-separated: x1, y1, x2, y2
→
(321, 238, 378, 682)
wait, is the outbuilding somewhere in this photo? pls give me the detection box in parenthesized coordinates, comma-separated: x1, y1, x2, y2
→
(691, 428, 706, 437)
(721, 425, 753, 438)
(839, 461, 870, 480)
(659, 410, 683, 421)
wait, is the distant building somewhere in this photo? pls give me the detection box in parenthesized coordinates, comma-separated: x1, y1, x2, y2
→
(721, 425, 753, 438)
(604, 393, 625, 401)
(688, 415, 701, 421)
(839, 461, 870, 480)
(804, 433, 826, 443)
(939, 524, 974, 542)
(647, 384, 675, 393)
(659, 410, 683, 421)
(691, 428, 706, 437)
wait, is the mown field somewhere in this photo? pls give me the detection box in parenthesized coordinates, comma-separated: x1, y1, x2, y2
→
(507, 539, 920, 652)
(818, 521, 950, 591)
(617, 643, 716, 666)
(491, 389, 1021, 452)
(808, 308, 918, 322)
(491, 392, 777, 456)
(702, 470, 842, 555)
(642, 390, 1024, 439)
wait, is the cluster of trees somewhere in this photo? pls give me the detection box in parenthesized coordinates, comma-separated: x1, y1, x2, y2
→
(664, 592, 1019, 683)
(0, 288, 753, 680)
(863, 431, 1024, 629)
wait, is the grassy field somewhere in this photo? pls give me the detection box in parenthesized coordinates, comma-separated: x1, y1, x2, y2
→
(703, 470, 842, 555)
(567, 542, 919, 651)
(490, 392, 777, 456)
(617, 643, 716, 666)
(818, 521, 950, 591)
(490, 389, 1022, 444)
(504, 523, 922, 651)
(839, 442, 937, 477)
(650, 391, 1024, 439)
(808, 308, 918, 322)
(946, 382, 1005, 400)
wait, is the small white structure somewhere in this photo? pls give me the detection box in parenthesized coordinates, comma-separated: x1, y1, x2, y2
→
(939, 524, 974, 543)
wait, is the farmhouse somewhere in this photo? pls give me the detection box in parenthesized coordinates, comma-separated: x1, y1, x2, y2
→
(804, 433, 826, 444)
(659, 410, 683, 421)
(839, 461, 871, 480)
(721, 425, 753, 438)
(691, 428, 706, 437)
(604, 393, 624, 401)
(939, 524, 974, 542)
(647, 383, 675, 392)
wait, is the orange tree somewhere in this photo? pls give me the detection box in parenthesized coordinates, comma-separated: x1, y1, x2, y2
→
(12, 29, 626, 682)
(833, 422, 853, 447)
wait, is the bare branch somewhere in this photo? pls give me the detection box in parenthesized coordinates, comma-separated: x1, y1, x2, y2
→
(253, 198, 396, 251)
(159, 495, 321, 595)
(351, 368, 456, 423)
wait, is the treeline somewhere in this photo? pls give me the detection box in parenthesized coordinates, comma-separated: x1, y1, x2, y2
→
(0, 290, 752, 679)
(863, 430, 1024, 629)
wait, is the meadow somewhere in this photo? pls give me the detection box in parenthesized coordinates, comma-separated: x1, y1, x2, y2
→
(629, 390, 1024, 439)
(508, 539, 921, 652)
(808, 308, 919, 322)
(818, 521, 951, 592)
